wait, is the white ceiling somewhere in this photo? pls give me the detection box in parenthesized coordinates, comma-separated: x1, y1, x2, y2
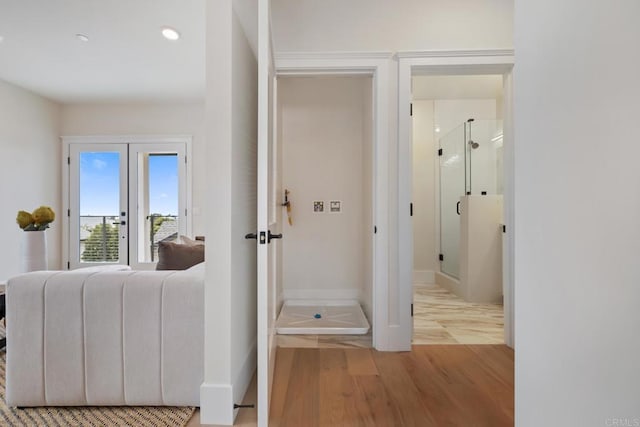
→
(0, 0, 206, 103)
(412, 75, 503, 100)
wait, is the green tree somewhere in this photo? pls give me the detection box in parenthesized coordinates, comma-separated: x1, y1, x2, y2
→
(81, 223, 120, 261)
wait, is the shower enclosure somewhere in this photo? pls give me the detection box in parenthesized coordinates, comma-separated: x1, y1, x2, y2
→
(439, 119, 503, 280)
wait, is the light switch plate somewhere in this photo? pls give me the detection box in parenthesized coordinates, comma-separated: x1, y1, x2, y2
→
(313, 201, 324, 213)
(330, 200, 342, 213)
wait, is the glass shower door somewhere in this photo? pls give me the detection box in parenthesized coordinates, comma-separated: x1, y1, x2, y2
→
(439, 124, 465, 279)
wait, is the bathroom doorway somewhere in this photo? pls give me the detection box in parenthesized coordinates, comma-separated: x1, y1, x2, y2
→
(409, 74, 508, 345)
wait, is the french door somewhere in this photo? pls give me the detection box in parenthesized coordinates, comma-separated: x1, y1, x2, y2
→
(68, 142, 187, 270)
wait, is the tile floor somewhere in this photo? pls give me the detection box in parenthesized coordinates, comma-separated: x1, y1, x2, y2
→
(413, 283, 504, 344)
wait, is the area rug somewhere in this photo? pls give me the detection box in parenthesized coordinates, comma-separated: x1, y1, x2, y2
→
(0, 345, 195, 426)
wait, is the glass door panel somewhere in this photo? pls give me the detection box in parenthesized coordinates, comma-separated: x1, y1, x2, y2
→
(439, 124, 465, 279)
(129, 143, 186, 270)
(467, 119, 504, 195)
(69, 144, 128, 269)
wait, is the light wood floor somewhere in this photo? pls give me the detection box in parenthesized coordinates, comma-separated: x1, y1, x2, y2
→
(190, 344, 513, 426)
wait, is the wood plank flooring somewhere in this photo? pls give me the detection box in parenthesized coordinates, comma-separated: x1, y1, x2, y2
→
(269, 345, 513, 427)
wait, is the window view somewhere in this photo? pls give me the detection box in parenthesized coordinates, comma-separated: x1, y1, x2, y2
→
(139, 153, 179, 262)
(79, 152, 121, 263)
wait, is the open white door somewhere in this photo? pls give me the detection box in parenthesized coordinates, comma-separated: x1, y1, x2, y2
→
(257, 0, 278, 425)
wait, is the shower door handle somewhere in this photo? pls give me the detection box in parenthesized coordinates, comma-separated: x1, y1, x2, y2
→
(456, 201, 461, 215)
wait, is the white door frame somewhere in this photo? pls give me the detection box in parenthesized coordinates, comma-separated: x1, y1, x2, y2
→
(397, 50, 516, 348)
(275, 51, 394, 350)
(61, 135, 193, 270)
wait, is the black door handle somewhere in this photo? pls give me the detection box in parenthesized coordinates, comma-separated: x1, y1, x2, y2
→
(245, 233, 258, 239)
(456, 201, 461, 215)
(268, 231, 283, 243)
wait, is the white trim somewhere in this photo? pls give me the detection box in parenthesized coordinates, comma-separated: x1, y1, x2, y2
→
(412, 270, 435, 285)
(397, 49, 514, 59)
(502, 71, 515, 348)
(200, 382, 234, 425)
(232, 339, 257, 422)
(61, 135, 192, 144)
(200, 339, 256, 425)
(62, 142, 70, 270)
(282, 289, 361, 301)
(398, 50, 515, 350)
(276, 51, 393, 61)
(274, 54, 392, 351)
(61, 135, 194, 269)
(435, 271, 462, 297)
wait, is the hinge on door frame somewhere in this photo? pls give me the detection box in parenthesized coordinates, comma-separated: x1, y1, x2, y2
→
(374, 225, 377, 234)
(67, 209, 70, 217)
(410, 103, 413, 116)
(410, 203, 413, 217)
(438, 148, 443, 156)
(67, 261, 70, 269)
(439, 253, 444, 261)
(67, 156, 70, 165)
(411, 303, 414, 317)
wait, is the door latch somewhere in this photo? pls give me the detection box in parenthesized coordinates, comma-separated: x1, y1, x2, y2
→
(268, 230, 283, 243)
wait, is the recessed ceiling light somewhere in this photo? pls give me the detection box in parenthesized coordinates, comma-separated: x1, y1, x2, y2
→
(435, 126, 441, 133)
(161, 27, 180, 41)
(76, 33, 89, 42)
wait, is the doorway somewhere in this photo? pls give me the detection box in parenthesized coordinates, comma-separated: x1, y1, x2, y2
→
(274, 75, 374, 348)
(63, 137, 190, 271)
(411, 75, 506, 344)
(397, 51, 515, 348)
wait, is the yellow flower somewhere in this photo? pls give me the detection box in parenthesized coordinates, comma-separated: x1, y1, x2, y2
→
(16, 210, 34, 229)
(32, 206, 55, 227)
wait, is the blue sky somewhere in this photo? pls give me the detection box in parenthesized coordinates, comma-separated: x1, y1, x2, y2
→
(80, 152, 178, 216)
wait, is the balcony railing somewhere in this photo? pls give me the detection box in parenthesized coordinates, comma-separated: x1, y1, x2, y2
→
(79, 215, 119, 262)
(79, 214, 178, 263)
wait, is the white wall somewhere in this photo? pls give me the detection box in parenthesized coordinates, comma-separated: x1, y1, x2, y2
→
(201, 1, 257, 424)
(279, 76, 372, 309)
(271, 0, 513, 52)
(60, 102, 206, 236)
(0, 79, 61, 281)
(515, 0, 640, 424)
(412, 101, 436, 282)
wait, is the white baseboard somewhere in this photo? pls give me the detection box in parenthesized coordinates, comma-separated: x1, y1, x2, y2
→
(200, 340, 257, 426)
(435, 271, 461, 297)
(282, 288, 361, 301)
(200, 382, 234, 425)
(232, 339, 257, 419)
(413, 270, 435, 284)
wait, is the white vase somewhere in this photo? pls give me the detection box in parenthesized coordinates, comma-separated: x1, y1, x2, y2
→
(21, 230, 48, 272)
